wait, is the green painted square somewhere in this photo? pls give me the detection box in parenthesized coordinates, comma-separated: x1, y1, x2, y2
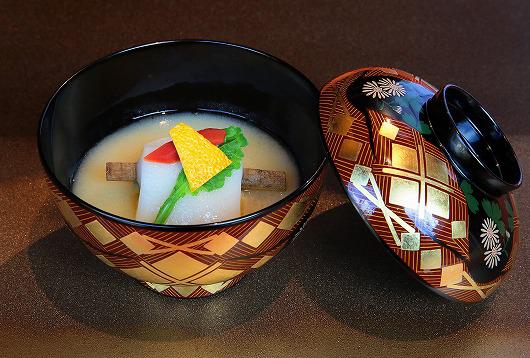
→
(401, 232, 420, 251)
(350, 165, 371, 186)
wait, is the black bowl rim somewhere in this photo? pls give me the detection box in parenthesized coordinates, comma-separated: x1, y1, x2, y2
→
(439, 84, 523, 190)
(37, 39, 326, 232)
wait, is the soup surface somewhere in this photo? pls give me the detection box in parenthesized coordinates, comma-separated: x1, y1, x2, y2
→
(73, 111, 300, 222)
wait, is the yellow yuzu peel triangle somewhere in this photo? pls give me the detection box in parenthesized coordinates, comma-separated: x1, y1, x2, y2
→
(170, 123, 232, 192)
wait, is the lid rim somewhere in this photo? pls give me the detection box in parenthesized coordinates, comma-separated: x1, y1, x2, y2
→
(425, 84, 522, 196)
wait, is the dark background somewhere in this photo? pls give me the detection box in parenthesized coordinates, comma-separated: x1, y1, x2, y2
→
(1, 1, 528, 357)
(2, 0, 529, 136)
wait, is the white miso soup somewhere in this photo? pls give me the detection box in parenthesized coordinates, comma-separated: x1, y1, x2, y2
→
(72, 111, 300, 224)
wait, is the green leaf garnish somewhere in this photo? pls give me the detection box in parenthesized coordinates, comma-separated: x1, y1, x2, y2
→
(194, 126, 248, 195)
(154, 170, 190, 224)
(154, 126, 248, 224)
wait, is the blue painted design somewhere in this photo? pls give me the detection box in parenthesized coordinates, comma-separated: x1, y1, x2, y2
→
(347, 182, 377, 216)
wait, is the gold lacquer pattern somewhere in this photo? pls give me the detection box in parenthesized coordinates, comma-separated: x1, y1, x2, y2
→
(120, 232, 155, 255)
(389, 177, 419, 210)
(426, 152, 449, 184)
(328, 113, 354, 135)
(47, 166, 325, 299)
(451, 221, 467, 239)
(85, 220, 117, 245)
(391, 143, 418, 173)
(241, 221, 275, 248)
(338, 139, 362, 161)
(318, 67, 485, 302)
(203, 233, 239, 255)
(401, 232, 420, 251)
(349, 164, 371, 186)
(440, 263, 463, 286)
(151, 252, 210, 280)
(56, 200, 81, 228)
(426, 186, 450, 219)
(420, 249, 442, 270)
(379, 121, 399, 140)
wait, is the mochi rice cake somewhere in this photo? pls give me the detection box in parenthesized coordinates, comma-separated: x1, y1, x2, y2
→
(136, 124, 243, 225)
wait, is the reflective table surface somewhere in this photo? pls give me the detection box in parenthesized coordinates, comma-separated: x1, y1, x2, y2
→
(1, 1, 528, 356)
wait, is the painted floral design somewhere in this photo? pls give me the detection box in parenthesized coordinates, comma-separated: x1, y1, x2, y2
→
(378, 78, 406, 96)
(480, 217, 500, 250)
(484, 242, 502, 269)
(481, 199, 506, 235)
(460, 180, 479, 214)
(358, 76, 431, 134)
(362, 81, 390, 99)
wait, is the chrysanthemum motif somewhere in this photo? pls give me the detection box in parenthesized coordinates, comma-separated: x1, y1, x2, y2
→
(378, 78, 406, 96)
(362, 81, 390, 99)
(480, 217, 499, 250)
(484, 243, 502, 269)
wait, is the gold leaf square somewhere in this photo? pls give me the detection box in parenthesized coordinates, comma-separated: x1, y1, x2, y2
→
(278, 201, 308, 230)
(241, 221, 275, 248)
(401, 232, 420, 251)
(85, 220, 116, 245)
(379, 121, 399, 140)
(57, 200, 81, 228)
(421, 249, 442, 270)
(151, 252, 209, 280)
(328, 113, 354, 135)
(440, 263, 464, 286)
(204, 232, 238, 255)
(427, 186, 450, 219)
(426, 153, 449, 184)
(146, 282, 171, 293)
(252, 255, 273, 269)
(350, 164, 372, 186)
(201, 281, 231, 294)
(392, 143, 418, 173)
(451, 221, 467, 239)
(120, 232, 155, 255)
(388, 177, 419, 210)
(173, 285, 198, 297)
(338, 139, 362, 162)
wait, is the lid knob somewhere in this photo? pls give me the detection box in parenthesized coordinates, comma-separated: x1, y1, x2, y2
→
(424, 85, 522, 196)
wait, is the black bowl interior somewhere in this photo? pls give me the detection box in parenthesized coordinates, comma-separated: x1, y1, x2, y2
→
(425, 84, 521, 196)
(38, 40, 326, 226)
(444, 86, 521, 188)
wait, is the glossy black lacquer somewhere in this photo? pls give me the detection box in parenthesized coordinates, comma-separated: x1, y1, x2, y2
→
(425, 85, 522, 196)
(38, 40, 326, 230)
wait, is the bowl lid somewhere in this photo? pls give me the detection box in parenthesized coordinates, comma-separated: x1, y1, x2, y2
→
(318, 67, 521, 302)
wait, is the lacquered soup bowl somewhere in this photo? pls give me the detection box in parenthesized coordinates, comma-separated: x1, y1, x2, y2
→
(38, 40, 326, 298)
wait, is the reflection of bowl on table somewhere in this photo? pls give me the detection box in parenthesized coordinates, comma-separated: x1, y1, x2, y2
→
(38, 40, 326, 298)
